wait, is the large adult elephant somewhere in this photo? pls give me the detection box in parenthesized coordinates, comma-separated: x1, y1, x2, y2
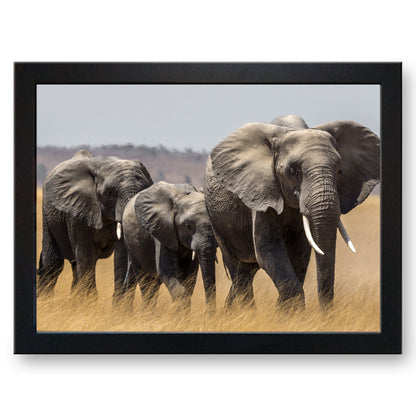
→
(204, 115, 380, 310)
(37, 150, 153, 300)
(121, 182, 217, 312)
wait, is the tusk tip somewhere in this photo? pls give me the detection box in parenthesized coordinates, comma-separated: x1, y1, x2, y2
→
(116, 222, 122, 240)
(348, 241, 356, 253)
(338, 220, 356, 253)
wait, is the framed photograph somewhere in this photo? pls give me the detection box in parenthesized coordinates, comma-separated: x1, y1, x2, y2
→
(14, 62, 401, 354)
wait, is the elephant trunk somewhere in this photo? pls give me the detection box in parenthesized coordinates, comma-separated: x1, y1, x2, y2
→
(197, 250, 216, 313)
(301, 166, 340, 308)
(310, 211, 339, 308)
(116, 184, 144, 222)
(193, 234, 217, 313)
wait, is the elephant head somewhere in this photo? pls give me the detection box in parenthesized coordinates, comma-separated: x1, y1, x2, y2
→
(134, 182, 217, 309)
(210, 118, 380, 307)
(44, 150, 153, 231)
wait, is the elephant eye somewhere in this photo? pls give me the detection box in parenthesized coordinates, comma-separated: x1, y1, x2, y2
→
(104, 188, 115, 200)
(185, 222, 195, 233)
(289, 166, 299, 177)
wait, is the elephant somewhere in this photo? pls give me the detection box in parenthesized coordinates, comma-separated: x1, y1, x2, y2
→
(37, 150, 153, 300)
(204, 115, 380, 310)
(121, 181, 217, 313)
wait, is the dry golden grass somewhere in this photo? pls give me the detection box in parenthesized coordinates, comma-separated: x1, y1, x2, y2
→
(36, 189, 380, 332)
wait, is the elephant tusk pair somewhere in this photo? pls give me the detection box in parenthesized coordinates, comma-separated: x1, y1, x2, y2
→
(302, 216, 356, 255)
(116, 222, 122, 240)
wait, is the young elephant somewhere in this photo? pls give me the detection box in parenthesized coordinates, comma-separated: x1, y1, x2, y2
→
(121, 182, 217, 312)
(204, 115, 380, 311)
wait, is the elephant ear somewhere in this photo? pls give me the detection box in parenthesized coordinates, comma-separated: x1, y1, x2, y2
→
(313, 121, 380, 214)
(134, 181, 186, 252)
(210, 122, 287, 214)
(44, 155, 103, 229)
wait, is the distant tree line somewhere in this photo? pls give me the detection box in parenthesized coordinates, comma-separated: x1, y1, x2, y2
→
(37, 144, 210, 188)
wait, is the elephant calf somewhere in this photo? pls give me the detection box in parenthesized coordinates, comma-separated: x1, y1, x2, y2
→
(121, 182, 217, 313)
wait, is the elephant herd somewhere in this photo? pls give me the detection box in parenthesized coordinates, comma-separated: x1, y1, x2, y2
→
(37, 115, 380, 314)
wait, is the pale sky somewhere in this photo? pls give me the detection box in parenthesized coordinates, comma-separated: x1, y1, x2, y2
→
(37, 84, 380, 151)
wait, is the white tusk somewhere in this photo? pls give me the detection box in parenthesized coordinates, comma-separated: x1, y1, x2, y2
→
(116, 222, 122, 240)
(302, 216, 325, 256)
(192, 250, 196, 261)
(338, 220, 356, 253)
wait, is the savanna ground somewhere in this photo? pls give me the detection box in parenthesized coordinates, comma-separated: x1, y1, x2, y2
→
(36, 189, 380, 332)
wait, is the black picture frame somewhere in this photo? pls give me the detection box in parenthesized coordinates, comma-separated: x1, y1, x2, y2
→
(14, 62, 402, 354)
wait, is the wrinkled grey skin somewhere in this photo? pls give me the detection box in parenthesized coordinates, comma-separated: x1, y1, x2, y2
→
(121, 182, 217, 313)
(37, 150, 153, 300)
(204, 115, 380, 310)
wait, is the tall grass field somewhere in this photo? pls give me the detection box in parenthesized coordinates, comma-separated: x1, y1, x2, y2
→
(36, 189, 380, 332)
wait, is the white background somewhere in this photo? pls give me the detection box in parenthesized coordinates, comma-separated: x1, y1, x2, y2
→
(1, 1, 413, 415)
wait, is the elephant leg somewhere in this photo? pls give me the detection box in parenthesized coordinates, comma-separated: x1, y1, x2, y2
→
(283, 223, 312, 286)
(70, 260, 79, 286)
(67, 224, 98, 299)
(37, 251, 64, 297)
(183, 260, 199, 298)
(155, 242, 188, 306)
(113, 239, 128, 303)
(223, 249, 258, 310)
(37, 225, 64, 296)
(252, 210, 305, 310)
(72, 251, 97, 299)
(138, 273, 162, 311)
(178, 266, 198, 313)
(120, 258, 141, 312)
(162, 269, 195, 313)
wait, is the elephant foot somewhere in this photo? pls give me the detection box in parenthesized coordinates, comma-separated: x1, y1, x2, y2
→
(173, 298, 192, 315)
(276, 292, 305, 313)
(204, 302, 216, 319)
(70, 285, 98, 304)
(36, 283, 55, 299)
(36, 263, 63, 298)
(318, 297, 334, 313)
(112, 293, 135, 314)
(224, 295, 256, 316)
